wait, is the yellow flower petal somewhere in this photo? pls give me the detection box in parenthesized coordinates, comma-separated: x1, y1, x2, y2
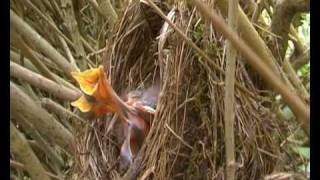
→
(71, 96, 92, 112)
(71, 67, 102, 95)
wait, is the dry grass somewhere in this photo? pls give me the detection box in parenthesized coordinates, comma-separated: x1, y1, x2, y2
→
(73, 1, 301, 179)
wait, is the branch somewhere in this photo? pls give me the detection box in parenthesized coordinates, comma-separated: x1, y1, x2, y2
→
(10, 61, 81, 101)
(10, 122, 51, 180)
(11, 34, 59, 83)
(60, 0, 87, 69)
(22, 0, 75, 49)
(10, 9, 78, 77)
(88, 0, 118, 25)
(283, 58, 309, 102)
(41, 98, 86, 125)
(215, 0, 281, 77)
(11, 116, 65, 169)
(58, 35, 80, 71)
(10, 159, 63, 180)
(143, 0, 258, 101)
(224, 0, 238, 179)
(10, 50, 80, 92)
(291, 48, 310, 70)
(10, 82, 74, 154)
(270, 0, 309, 60)
(190, 0, 309, 136)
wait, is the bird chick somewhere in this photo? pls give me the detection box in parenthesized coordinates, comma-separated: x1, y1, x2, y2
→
(71, 66, 158, 170)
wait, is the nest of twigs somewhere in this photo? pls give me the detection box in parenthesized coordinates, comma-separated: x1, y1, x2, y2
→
(73, 1, 297, 179)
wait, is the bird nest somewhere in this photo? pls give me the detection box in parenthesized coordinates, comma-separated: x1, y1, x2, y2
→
(73, 1, 295, 179)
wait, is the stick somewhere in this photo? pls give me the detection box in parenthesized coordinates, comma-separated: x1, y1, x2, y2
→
(190, 0, 309, 136)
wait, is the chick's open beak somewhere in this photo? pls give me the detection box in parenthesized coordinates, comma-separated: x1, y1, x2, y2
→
(71, 65, 153, 166)
(71, 66, 125, 118)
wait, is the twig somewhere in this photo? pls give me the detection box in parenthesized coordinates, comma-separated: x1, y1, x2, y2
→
(143, 0, 258, 101)
(283, 57, 309, 102)
(23, 0, 76, 49)
(11, 115, 65, 169)
(10, 9, 78, 77)
(190, 0, 310, 136)
(10, 122, 51, 180)
(86, 48, 106, 59)
(10, 50, 80, 92)
(88, 0, 118, 25)
(10, 82, 74, 154)
(58, 36, 80, 71)
(215, 0, 281, 76)
(60, 0, 87, 69)
(165, 123, 194, 150)
(10, 159, 63, 180)
(81, 36, 96, 54)
(11, 34, 59, 83)
(140, 166, 155, 180)
(10, 61, 81, 101)
(224, 0, 238, 179)
(41, 98, 86, 124)
(270, 0, 309, 60)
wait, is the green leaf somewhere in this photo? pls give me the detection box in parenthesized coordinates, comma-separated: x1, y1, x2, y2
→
(293, 147, 310, 159)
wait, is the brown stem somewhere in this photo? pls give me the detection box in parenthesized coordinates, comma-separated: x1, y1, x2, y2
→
(143, 0, 258, 101)
(60, 0, 87, 69)
(10, 9, 78, 77)
(10, 50, 80, 92)
(88, 0, 118, 25)
(190, 0, 309, 136)
(10, 61, 81, 101)
(41, 98, 86, 125)
(215, 0, 281, 76)
(10, 82, 74, 153)
(291, 48, 309, 70)
(283, 58, 309, 102)
(10, 122, 51, 180)
(11, 116, 65, 169)
(224, 0, 238, 179)
(10, 159, 63, 180)
(270, 0, 309, 60)
(11, 34, 59, 83)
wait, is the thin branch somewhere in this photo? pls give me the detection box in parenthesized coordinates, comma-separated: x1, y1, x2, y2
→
(224, 0, 238, 179)
(10, 50, 80, 92)
(10, 9, 78, 77)
(60, 0, 87, 69)
(10, 159, 63, 180)
(11, 34, 59, 83)
(10, 122, 51, 180)
(283, 58, 309, 102)
(291, 48, 310, 70)
(270, 0, 309, 60)
(58, 36, 80, 71)
(81, 36, 96, 54)
(10, 61, 81, 101)
(10, 82, 74, 154)
(215, 0, 281, 76)
(190, 0, 309, 136)
(88, 0, 118, 25)
(143, 0, 258, 101)
(23, 0, 76, 49)
(11, 116, 65, 169)
(165, 123, 194, 150)
(41, 98, 86, 125)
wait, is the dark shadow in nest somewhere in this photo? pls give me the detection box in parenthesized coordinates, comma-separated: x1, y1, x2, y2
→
(73, 1, 298, 180)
